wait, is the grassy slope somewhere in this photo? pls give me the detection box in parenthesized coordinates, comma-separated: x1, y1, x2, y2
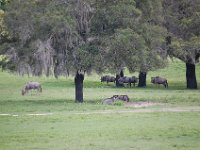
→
(0, 61, 200, 150)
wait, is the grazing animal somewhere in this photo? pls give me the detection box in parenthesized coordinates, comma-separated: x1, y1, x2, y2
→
(21, 81, 42, 95)
(112, 95, 129, 102)
(101, 75, 116, 84)
(118, 76, 138, 87)
(151, 76, 168, 88)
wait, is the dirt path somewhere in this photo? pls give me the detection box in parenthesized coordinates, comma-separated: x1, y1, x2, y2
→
(72, 106, 200, 115)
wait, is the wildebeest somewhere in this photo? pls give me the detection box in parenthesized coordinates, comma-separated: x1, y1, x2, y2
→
(118, 76, 138, 87)
(112, 95, 129, 102)
(102, 95, 130, 104)
(101, 75, 116, 84)
(102, 98, 115, 105)
(21, 81, 42, 95)
(151, 76, 168, 88)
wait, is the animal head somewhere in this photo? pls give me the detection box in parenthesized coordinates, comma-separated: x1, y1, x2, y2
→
(100, 76, 104, 82)
(112, 95, 119, 99)
(151, 77, 155, 83)
(132, 76, 138, 82)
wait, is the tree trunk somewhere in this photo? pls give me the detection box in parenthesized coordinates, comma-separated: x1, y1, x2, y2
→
(75, 71, 84, 103)
(115, 74, 123, 87)
(115, 70, 125, 87)
(120, 69, 124, 77)
(138, 72, 147, 87)
(186, 63, 197, 89)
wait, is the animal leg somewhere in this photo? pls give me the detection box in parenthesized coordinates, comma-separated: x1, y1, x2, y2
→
(40, 87, 42, 92)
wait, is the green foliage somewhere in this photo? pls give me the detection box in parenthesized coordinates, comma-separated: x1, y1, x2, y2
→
(0, 0, 10, 41)
(164, 0, 200, 64)
(91, 0, 168, 75)
(75, 44, 100, 73)
(0, 54, 8, 70)
(0, 0, 9, 10)
(91, 0, 141, 35)
(1, 0, 200, 92)
(107, 28, 145, 73)
(2, 0, 96, 76)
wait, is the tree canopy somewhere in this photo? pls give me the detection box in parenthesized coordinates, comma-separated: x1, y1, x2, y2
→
(163, 0, 200, 89)
(2, 0, 99, 77)
(0, 0, 200, 102)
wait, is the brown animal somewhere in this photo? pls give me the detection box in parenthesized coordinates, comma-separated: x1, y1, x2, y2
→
(101, 75, 116, 84)
(151, 76, 168, 88)
(22, 81, 42, 95)
(118, 76, 138, 87)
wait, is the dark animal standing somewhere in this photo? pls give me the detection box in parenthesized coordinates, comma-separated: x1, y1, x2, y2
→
(101, 75, 116, 84)
(118, 76, 138, 87)
(21, 81, 42, 95)
(151, 76, 168, 88)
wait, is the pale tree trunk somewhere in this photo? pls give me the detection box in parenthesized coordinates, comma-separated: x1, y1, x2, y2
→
(186, 63, 197, 89)
(138, 72, 147, 87)
(75, 71, 84, 102)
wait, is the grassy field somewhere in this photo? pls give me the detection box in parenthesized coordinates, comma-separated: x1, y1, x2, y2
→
(0, 61, 200, 150)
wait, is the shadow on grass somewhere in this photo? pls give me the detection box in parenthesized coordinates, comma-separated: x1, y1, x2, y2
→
(41, 75, 200, 90)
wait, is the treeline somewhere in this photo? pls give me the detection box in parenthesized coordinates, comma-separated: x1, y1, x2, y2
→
(0, 0, 200, 102)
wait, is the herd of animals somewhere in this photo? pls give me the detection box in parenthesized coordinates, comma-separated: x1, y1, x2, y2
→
(21, 75, 168, 104)
(101, 75, 168, 88)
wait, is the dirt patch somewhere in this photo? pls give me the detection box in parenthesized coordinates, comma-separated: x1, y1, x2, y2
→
(125, 101, 161, 108)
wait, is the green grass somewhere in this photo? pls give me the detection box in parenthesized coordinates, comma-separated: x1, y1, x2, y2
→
(0, 112, 200, 150)
(0, 60, 200, 149)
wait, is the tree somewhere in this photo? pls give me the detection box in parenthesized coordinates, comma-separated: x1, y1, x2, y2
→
(2, 0, 101, 102)
(91, 0, 142, 87)
(0, 0, 10, 42)
(135, 0, 168, 87)
(95, 0, 167, 87)
(163, 0, 200, 89)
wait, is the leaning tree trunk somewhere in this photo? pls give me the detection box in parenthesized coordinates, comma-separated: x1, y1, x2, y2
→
(138, 72, 147, 87)
(75, 71, 84, 103)
(186, 63, 197, 89)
